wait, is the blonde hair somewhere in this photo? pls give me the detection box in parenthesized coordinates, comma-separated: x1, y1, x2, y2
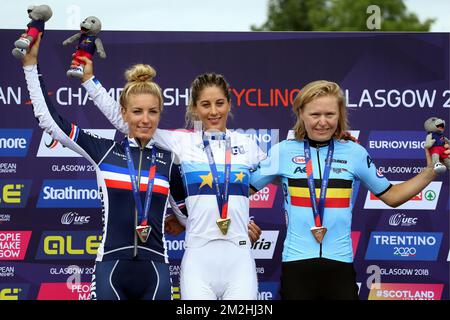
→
(119, 64, 163, 111)
(292, 80, 348, 141)
(185, 73, 231, 128)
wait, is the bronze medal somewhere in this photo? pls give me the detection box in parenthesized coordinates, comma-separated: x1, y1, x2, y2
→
(311, 226, 327, 244)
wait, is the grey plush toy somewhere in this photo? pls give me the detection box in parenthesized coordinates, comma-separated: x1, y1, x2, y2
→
(12, 4, 53, 59)
(63, 16, 106, 78)
(424, 117, 450, 174)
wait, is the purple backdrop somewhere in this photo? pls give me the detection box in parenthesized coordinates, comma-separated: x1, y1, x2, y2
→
(0, 30, 449, 300)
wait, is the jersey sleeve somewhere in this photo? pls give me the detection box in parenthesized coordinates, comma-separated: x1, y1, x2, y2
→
(153, 129, 192, 156)
(82, 76, 129, 134)
(247, 136, 267, 171)
(24, 65, 114, 164)
(249, 141, 282, 192)
(167, 161, 188, 226)
(352, 144, 392, 197)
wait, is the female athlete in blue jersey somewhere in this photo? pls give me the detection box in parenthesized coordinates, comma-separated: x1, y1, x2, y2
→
(250, 80, 448, 300)
(21, 34, 188, 300)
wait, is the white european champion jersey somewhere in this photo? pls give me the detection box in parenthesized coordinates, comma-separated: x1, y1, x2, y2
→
(154, 129, 264, 248)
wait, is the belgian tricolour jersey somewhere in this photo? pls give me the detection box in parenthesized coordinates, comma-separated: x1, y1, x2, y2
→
(250, 139, 391, 263)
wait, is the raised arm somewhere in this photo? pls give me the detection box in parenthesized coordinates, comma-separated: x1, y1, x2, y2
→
(22, 34, 114, 164)
(75, 56, 129, 134)
(378, 148, 438, 208)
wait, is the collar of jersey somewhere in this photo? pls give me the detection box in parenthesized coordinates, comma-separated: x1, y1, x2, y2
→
(126, 136, 155, 149)
(306, 137, 332, 148)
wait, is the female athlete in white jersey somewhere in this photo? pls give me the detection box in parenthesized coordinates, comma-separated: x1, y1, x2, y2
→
(74, 57, 264, 300)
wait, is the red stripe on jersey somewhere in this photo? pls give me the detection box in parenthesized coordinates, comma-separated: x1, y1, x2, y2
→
(291, 196, 350, 208)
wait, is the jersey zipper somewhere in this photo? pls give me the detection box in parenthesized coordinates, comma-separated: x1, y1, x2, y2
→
(316, 147, 323, 258)
(133, 144, 145, 258)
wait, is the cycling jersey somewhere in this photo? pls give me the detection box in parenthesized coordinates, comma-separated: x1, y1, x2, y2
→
(250, 138, 391, 263)
(24, 65, 187, 263)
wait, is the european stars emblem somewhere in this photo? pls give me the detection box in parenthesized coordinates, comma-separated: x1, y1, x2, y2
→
(234, 171, 245, 183)
(199, 172, 213, 189)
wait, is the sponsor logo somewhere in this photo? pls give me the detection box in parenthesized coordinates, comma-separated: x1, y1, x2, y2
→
(0, 231, 32, 260)
(258, 282, 279, 300)
(0, 163, 17, 174)
(293, 166, 306, 174)
(36, 129, 116, 157)
(0, 129, 32, 157)
(332, 167, 348, 174)
(0, 284, 29, 300)
(376, 168, 385, 178)
(37, 180, 101, 208)
(250, 184, 278, 209)
(0, 180, 32, 208)
(332, 159, 348, 164)
(0, 214, 11, 224)
(37, 282, 92, 300)
(231, 145, 245, 155)
(389, 213, 418, 227)
(61, 212, 91, 225)
(251, 231, 279, 260)
(35, 231, 102, 259)
(364, 181, 441, 210)
(0, 266, 15, 277)
(365, 232, 442, 261)
(292, 156, 306, 164)
(165, 233, 186, 260)
(367, 131, 426, 159)
(368, 283, 444, 300)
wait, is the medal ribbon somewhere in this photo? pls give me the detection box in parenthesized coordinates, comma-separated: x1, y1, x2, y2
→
(123, 138, 157, 226)
(304, 139, 334, 227)
(203, 133, 232, 220)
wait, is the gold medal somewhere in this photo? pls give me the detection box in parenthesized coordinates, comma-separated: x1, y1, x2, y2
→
(136, 224, 151, 243)
(216, 218, 231, 235)
(311, 226, 327, 244)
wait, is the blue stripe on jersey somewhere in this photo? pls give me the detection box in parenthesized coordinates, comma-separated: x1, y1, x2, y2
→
(186, 182, 249, 197)
(182, 161, 248, 173)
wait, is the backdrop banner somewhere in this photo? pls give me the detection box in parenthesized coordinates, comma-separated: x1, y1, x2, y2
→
(0, 30, 449, 300)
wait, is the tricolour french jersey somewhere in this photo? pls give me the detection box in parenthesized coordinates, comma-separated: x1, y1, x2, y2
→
(250, 139, 391, 263)
(25, 65, 187, 263)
